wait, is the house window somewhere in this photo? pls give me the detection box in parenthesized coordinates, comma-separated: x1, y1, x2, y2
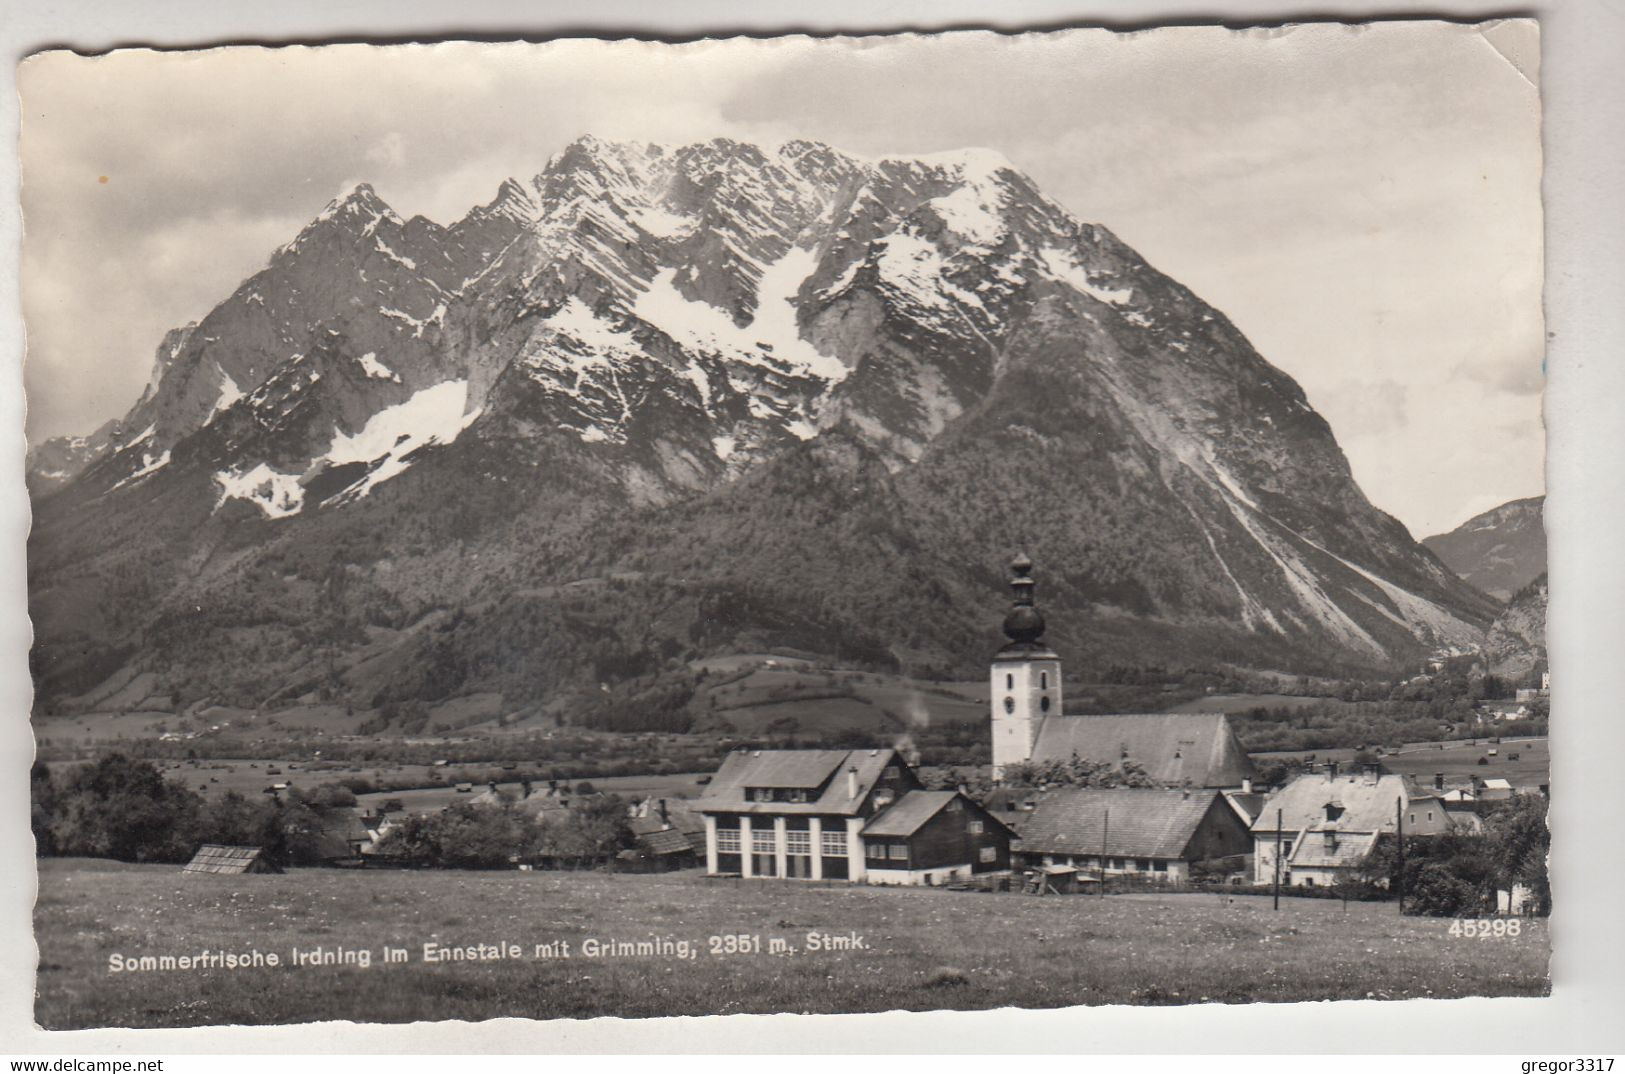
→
(716, 829, 741, 854)
(821, 830, 847, 856)
(968, 820, 984, 834)
(1110, 858, 1125, 870)
(980, 846, 997, 863)
(883, 766, 898, 780)
(1137, 859, 1152, 871)
(889, 845, 908, 861)
(751, 829, 776, 855)
(1151, 860, 1168, 873)
(1427, 811, 1434, 822)
(867, 842, 886, 860)
(785, 831, 811, 856)
(946, 799, 962, 812)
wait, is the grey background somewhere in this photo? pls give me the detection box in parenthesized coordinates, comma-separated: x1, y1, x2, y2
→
(0, 0, 1619, 1056)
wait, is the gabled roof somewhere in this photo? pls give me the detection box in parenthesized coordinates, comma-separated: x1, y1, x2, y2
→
(1250, 772, 1408, 835)
(184, 844, 279, 874)
(1288, 830, 1378, 869)
(636, 828, 696, 856)
(1010, 787, 1225, 860)
(1029, 713, 1257, 787)
(733, 752, 848, 789)
(858, 791, 951, 837)
(698, 748, 904, 816)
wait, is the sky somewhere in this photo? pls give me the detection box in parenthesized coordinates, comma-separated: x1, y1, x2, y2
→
(17, 21, 1544, 538)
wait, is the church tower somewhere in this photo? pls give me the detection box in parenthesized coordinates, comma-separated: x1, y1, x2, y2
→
(990, 554, 1062, 781)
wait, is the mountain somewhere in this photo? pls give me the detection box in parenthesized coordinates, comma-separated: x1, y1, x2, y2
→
(27, 136, 1500, 729)
(1484, 573, 1547, 682)
(1422, 496, 1547, 601)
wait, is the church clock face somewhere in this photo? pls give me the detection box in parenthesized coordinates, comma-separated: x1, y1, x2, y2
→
(1003, 697, 1015, 714)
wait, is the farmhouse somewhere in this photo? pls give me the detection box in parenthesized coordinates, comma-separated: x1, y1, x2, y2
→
(1007, 787, 1252, 882)
(989, 555, 1256, 788)
(697, 748, 1012, 885)
(1250, 765, 1408, 887)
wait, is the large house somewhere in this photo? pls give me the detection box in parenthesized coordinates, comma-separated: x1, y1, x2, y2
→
(990, 556, 1257, 788)
(1007, 786, 1253, 883)
(697, 747, 1013, 885)
(1250, 765, 1410, 887)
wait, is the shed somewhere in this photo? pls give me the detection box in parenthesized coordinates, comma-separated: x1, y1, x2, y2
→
(183, 844, 281, 875)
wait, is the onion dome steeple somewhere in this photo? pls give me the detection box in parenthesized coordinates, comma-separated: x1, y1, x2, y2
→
(997, 553, 1057, 659)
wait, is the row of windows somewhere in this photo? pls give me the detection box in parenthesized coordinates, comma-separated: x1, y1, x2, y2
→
(1003, 672, 1052, 690)
(716, 828, 849, 856)
(1044, 855, 1169, 872)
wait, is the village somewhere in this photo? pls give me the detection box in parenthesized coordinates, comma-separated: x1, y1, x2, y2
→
(82, 556, 1544, 920)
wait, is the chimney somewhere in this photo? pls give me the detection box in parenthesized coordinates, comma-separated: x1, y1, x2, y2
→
(847, 765, 859, 799)
(1241, 778, 1253, 795)
(657, 798, 670, 828)
(1362, 763, 1379, 785)
(1325, 761, 1338, 780)
(1434, 772, 1445, 790)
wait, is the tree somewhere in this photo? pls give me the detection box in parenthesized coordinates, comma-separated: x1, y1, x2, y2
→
(30, 761, 56, 855)
(48, 754, 204, 862)
(1489, 793, 1551, 915)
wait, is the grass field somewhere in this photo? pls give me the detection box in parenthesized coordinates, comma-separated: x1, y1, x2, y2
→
(1254, 736, 1549, 790)
(34, 858, 1548, 1028)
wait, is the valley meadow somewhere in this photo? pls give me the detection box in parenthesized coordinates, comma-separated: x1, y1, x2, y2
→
(35, 858, 1548, 1028)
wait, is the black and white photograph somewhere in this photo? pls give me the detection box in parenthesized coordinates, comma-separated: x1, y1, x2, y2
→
(15, 19, 1558, 1033)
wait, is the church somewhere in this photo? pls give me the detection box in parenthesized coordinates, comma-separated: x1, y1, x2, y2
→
(990, 554, 1257, 789)
(696, 554, 1255, 884)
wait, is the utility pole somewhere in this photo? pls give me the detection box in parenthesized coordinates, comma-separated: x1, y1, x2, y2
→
(1273, 807, 1283, 911)
(1396, 797, 1406, 915)
(1099, 808, 1109, 896)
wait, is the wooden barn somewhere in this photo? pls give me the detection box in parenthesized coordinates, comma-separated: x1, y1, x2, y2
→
(860, 790, 1014, 885)
(183, 844, 281, 875)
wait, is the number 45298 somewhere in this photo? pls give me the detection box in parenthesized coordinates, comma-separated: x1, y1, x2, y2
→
(1449, 918, 1522, 938)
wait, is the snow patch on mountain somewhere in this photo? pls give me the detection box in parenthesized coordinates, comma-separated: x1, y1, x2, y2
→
(633, 258, 845, 384)
(1040, 247, 1132, 306)
(355, 351, 401, 382)
(215, 463, 305, 518)
(324, 380, 471, 468)
(212, 364, 245, 414)
(928, 182, 1005, 246)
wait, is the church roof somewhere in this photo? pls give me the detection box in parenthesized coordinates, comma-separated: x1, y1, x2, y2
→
(1028, 713, 1257, 787)
(1011, 787, 1225, 860)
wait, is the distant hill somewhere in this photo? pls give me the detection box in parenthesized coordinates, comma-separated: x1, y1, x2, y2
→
(1484, 572, 1547, 682)
(1423, 496, 1546, 601)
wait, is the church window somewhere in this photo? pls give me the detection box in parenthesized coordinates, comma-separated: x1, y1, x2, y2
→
(1040, 672, 1048, 689)
(1006, 673, 1014, 690)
